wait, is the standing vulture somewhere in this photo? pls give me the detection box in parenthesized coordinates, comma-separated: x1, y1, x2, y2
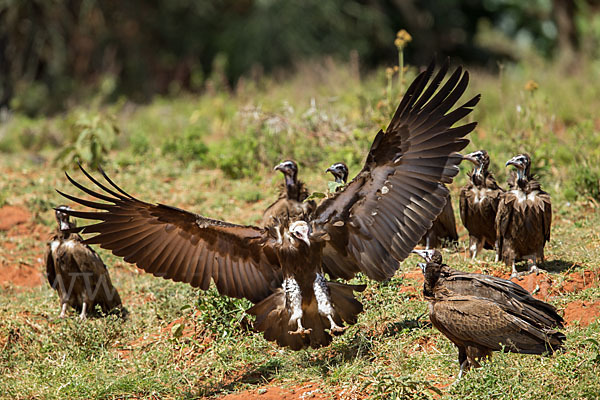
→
(412, 249, 564, 378)
(261, 160, 316, 226)
(496, 154, 552, 277)
(57, 60, 480, 350)
(459, 150, 505, 260)
(45, 206, 124, 319)
(418, 191, 458, 249)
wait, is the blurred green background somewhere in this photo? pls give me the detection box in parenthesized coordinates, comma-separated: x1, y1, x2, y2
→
(2, 0, 600, 115)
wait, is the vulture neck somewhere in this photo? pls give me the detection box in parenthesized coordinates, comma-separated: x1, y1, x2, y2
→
(515, 167, 531, 190)
(472, 164, 487, 186)
(284, 173, 300, 200)
(55, 224, 76, 240)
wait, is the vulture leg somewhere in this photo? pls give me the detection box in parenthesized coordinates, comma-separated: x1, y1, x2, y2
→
(284, 277, 311, 336)
(79, 302, 88, 320)
(313, 273, 345, 335)
(510, 261, 519, 279)
(469, 236, 482, 260)
(457, 346, 468, 380)
(425, 237, 431, 250)
(528, 255, 546, 275)
(59, 302, 68, 319)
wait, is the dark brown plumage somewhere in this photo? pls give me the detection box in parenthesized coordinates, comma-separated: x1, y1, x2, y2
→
(418, 191, 458, 249)
(413, 249, 564, 378)
(45, 206, 124, 319)
(496, 154, 552, 277)
(57, 60, 479, 350)
(459, 150, 505, 259)
(261, 160, 316, 226)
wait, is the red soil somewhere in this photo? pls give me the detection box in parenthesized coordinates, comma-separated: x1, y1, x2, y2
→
(0, 205, 49, 289)
(0, 205, 30, 231)
(563, 301, 600, 326)
(217, 384, 332, 400)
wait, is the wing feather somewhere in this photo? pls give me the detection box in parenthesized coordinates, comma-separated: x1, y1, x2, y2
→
(58, 166, 280, 303)
(314, 61, 479, 280)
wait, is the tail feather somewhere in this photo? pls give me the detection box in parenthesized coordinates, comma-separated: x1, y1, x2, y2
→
(247, 281, 365, 350)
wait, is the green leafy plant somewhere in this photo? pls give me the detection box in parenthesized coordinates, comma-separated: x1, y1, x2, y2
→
(55, 112, 120, 168)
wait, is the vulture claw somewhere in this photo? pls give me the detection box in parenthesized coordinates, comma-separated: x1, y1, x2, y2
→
(329, 325, 347, 336)
(288, 328, 312, 337)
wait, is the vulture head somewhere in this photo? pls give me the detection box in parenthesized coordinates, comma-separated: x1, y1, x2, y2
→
(274, 160, 298, 186)
(505, 153, 531, 183)
(54, 205, 75, 231)
(326, 162, 349, 184)
(412, 249, 444, 297)
(289, 220, 310, 247)
(463, 150, 490, 179)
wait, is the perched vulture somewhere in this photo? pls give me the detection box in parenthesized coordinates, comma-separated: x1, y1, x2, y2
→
(261, 160, 316, 226)
(418, 191, 458, 249)
(45, 206, 124, 319)
(57, 60, 480, 350)
(496, 154, 552, 277)
(326, 162, 349, 187)
(459, 150, 505, 259)
(413, 249, 564, 378)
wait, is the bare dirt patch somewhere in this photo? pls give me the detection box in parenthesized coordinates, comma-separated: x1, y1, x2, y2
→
(0, 205, 30, 231)
(217, 383, 332, 400)
(563, 301, 600, 326)
(0, 261, 44, 288)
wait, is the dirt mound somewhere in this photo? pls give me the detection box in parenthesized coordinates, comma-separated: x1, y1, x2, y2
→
(0, 205, 30, 230)
(218, 384, 331, 400)
(563, 301, 600, 326)
(0, 261, 44, 288)
(402, 269, 424, 284)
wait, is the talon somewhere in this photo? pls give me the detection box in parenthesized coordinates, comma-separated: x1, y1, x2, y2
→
(288, 328, 312, 336)
(329, 325, 347, 336)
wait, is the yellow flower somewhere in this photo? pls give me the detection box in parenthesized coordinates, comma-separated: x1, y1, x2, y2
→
(393, 66, 399, 72)
(385, 67, 394, 78)
(395, 29, 412, 48)
(524, 80, 539, 92)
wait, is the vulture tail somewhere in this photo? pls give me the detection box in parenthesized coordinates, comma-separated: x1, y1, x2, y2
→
(247, 282, 366, 350)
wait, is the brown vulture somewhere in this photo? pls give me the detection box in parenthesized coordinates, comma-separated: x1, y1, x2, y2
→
(45, 206, 124, 319)
(418, 191, 458, 249)
(412, 249, 564, 378)
(459, 150, 505, 260)
(496, 154, 552, 277)
(57, 60, 480, 350)
(261, 160, 316, 226)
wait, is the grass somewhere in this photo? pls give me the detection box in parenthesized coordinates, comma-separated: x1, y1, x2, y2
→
(1, 55, 600, 399)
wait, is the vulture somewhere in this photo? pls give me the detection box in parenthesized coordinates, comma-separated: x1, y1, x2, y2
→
(496, 154, 552, 277)
(261, 160, 316, 226)
(57, 60, 480, 350)
(45, 206, 124, 319)
(418, 191, 458, 249)
(326, 162, 349, 187)
(459, 150, 505, 260)
(413, 249, 564, 378)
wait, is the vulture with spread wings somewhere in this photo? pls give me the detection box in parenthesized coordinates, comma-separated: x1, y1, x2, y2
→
(57, 61, 479, 350)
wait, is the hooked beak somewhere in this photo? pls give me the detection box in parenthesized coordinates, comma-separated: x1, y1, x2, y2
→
(325, 166, 334, 174)
(274, 163, 284, 172)
(411, 249, 435, 262)
(505, 156, 524, 169)
(462, 152, 479, 165)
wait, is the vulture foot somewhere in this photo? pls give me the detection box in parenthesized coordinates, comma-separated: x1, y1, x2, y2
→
(59, 303, 68, 319)
(79, 303, 88, 320)
(288, 327, 312, 337)
(327, 317, 347, 335)
(528, 265, 546, 275)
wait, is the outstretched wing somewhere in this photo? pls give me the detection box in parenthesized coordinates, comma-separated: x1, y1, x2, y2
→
(314, 60, 480, 281)
(57, 166, 281, 303)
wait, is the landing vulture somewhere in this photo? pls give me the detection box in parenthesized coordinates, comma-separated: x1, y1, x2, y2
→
(496, 154, 552, 277)
(45, 206, 124, 319)
(459, 150, 505, 259)
(261, 160, 316, 226)
(418, 191, 458, 249)
(57, 60, 480, 350)
(413, 249, 564, 378)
